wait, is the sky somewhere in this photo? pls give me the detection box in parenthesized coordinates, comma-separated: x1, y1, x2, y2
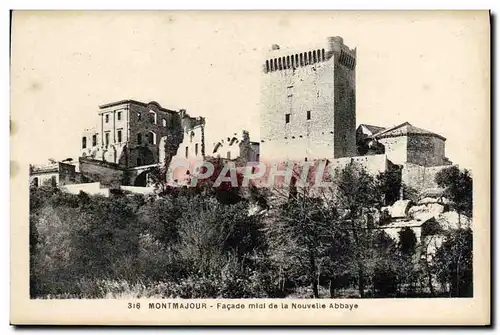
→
(10, 11, 489, 170)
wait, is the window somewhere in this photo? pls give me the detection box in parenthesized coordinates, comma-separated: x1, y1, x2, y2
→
(185, 146, 189, 158)
(195, 143, 199, 156)
(190, 132, 195, 143)
(266, 60, 270, 72)
(105, 114, 109, 123)
(137, 112, 142, 121)
(51, 176, 57, 187)
(117, 129, 122, 143)
(137, 158, 142, 166)
(137, 133, 142, 145)
(82, 137, 87, 149)
(147, 132, 157, 145)
(300, 53, 304, 66)
(162, 118, 167, 127)
(92, 134, 97, 146)
(285, 114, 290, 124)
(117, 111, 121, 121)
(307, 111, 311, 120)
(105, 132, 110, 146)
(227, 151, 231, 159)
(149, 111, 157, 124)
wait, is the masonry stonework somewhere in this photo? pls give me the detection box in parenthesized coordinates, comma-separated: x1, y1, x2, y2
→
(260, 36, 356, 163)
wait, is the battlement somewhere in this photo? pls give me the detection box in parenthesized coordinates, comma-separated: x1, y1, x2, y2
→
(263, 36, 356, 73)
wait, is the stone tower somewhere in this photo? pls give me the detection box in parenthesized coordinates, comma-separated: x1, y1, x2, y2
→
(259, 36, 357, 163)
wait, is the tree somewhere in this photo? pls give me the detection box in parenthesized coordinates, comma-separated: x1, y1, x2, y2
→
(331, 161, 382, 298)
(433, 228, 473, 297)
(264, 190, 340, 298)
(375, 164, 403, 206)
(435, 166, 473, 219)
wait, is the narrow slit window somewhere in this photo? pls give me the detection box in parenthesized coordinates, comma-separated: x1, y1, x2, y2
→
(307, 111, 311, 120)
(285, 113, 290, 124)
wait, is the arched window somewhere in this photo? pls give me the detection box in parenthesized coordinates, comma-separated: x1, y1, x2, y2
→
(162, 118, 167, 127)
(149, 111, 157, 124)
(265, 60, 269, 72)
(308, 51, 312, 64)
(321, 48, 325, 61)
(286, 55, 290, 69)
(313, 50, 317, 63)
(195, 143, 199, 156)
(317, 49, 321, 62)
(300, 53, 304, 66)
(274, 59, 278, 70)
(190, 131, 195, 143)
(148, 131, 157, 145)
(295, 54, 299, 67)
(278, 58, 282, 70)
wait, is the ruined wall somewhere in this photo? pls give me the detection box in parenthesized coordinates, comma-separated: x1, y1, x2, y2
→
(81, 101, 181, 169)
(407, 135, 446, 167)
(126, 102, 177, 168)
(260, 36, 356, 163)
(402, 163, 457, 193)
(79, 158, 125, 188)
(58, 162, 77, 186)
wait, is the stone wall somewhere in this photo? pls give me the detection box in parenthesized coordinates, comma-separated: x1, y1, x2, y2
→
(330, 154, 389, 176)
(402, 163, 457, 193)
(79, 158, 125, 188)
(379, 136, 407, 165)
(407, 135, 446, 167)
(58, 162, 77, 186)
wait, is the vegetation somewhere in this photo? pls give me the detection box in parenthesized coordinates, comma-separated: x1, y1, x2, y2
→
(29, 163, 473, 299)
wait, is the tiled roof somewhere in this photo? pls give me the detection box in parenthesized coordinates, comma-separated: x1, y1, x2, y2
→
(359, 124, 386, 135)
(372, 122, 446, 141)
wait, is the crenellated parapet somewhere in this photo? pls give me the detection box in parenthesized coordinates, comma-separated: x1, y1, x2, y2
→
(262, 36, 356, 73)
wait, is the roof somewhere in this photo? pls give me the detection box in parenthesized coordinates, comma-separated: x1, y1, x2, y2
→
(372, 122, 446, 141)
(358, 124, 386, 135)
(98, 100, 177, 113)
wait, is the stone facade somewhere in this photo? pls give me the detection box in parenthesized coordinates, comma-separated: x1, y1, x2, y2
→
(78, 157, 126, 188)
(260, 36, 356, 163)
(29, 162, 77, 188)
(211, 130, 260, 164)
(402, 163, 458, 193)
(371, 122, 449, 167)
(330, 154, 389, 176)
(80, 100, 182, 169)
